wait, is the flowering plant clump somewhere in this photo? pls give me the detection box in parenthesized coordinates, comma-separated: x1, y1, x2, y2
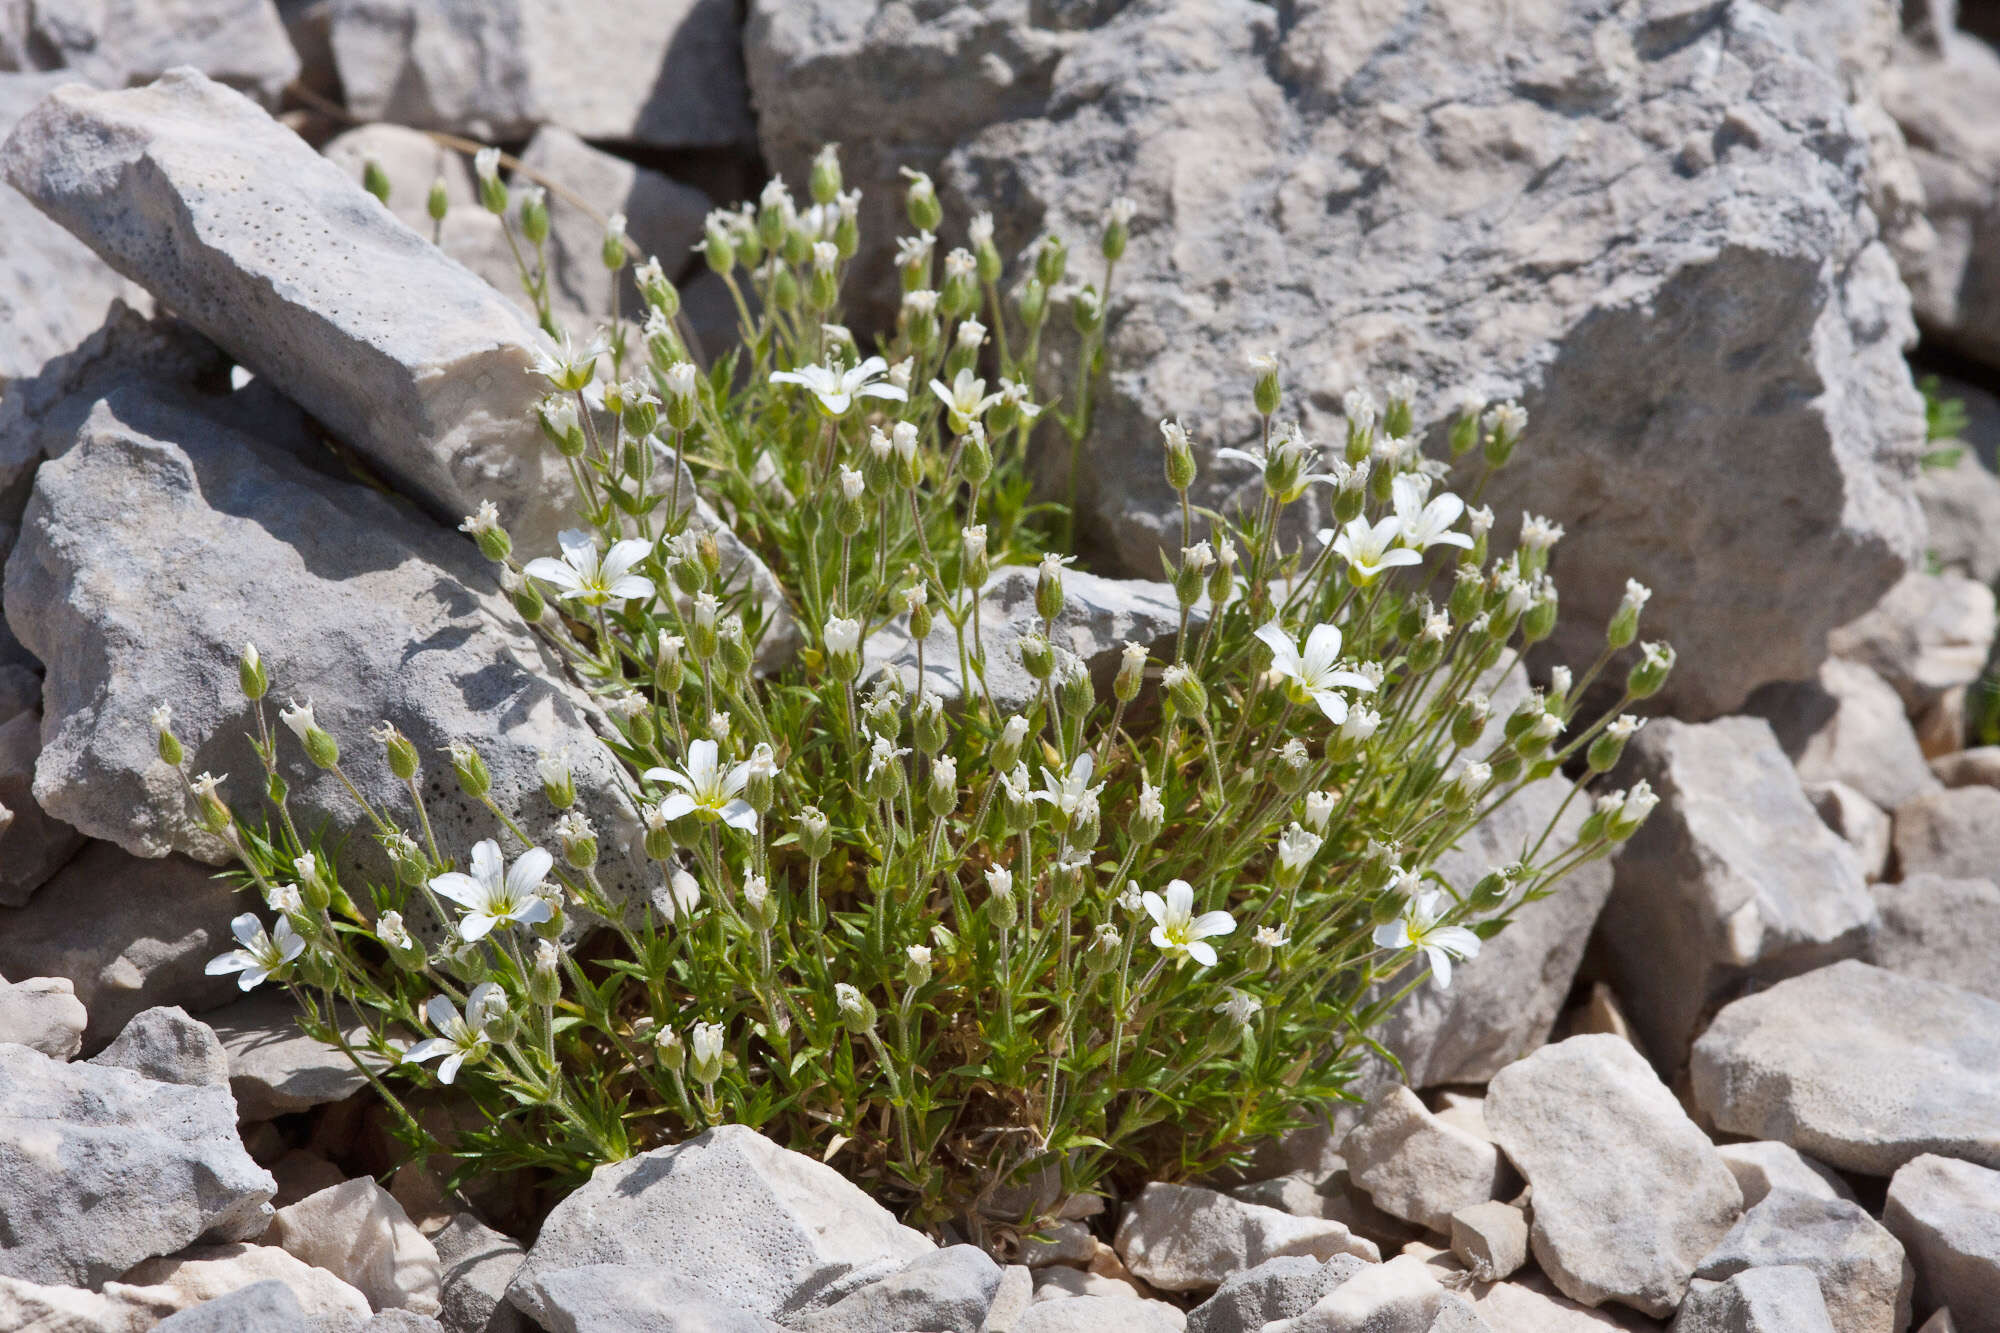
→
(161, 145, 1669, 1236)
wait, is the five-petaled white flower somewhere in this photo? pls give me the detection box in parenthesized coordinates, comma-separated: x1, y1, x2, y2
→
(1143, 879, 1235, 967)
(1032, 753, 1102, 819)
(1213, 988, 1262, 1026)
(1391, 474, 1473, 552)
(429, 840, 555, 941)
(928, 367, 1002, 434)
(644, 739, 758, 832)
(528, 330, 609, 389)
(403, 984, 502, 1085)
(205, 912, 306, 991)
(823, 616, 862, 657)
(1372, 890, 1482, 991)
(525, 529, 655, 607)
(769, 356, 907, 417)
(1324, 515, 1423, 585)
(1254, 622, 1377, 725)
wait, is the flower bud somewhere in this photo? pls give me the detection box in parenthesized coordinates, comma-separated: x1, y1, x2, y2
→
(834, 982, 877, 1034)
(528, 939, 562, 1006)
(1102, 196, 1135, 262)
(913, 690, 948, 756)
(655, 1024, 686, 1075)
(1161, 418, 1197, 492)
(427, 176, 449, 223)
(718, 616, 754, 680)
(376, 910, 426, 971)
(1059, 659, 1094, 718)
(1607, 578, 1650, 651)
(450, 741, 491, 799)
(703, 220, 736, 274)
(904, 943, 933, 988)
(744, 874, 780, 931)
(1035, 555, 1067, 623)
(1019, 633, 1055, 681)
(1248, 353, 1280, 417)
(992, 715, 1029, 773)
(1588, 714, 1643, 773)
(1522, 581, 1558, 646)
(799, 806, 833, 861)
(239, 642, 268, 701)
(1627, 641, 1675, 700)
(1469, 866, 1514, 910)
(377, 723, 420, 781)
(689, 1020, 726, 1085)
(1608, 779, 1658, 840)
(518, 186, 549, 245)
(1071, 285, 1103, 335)
(904, 169, 942, 232)
(1016, 276, 1048, 326)
(538, 747, 575, 810)
(152, 704, 183, 767)
(1115, 641, 1147, 703)
(1163, 663, 1207, 717)
(557, 811, 597, 869)
(362, 157, 391, 205)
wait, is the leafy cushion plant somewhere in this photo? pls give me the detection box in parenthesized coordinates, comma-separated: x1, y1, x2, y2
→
(164, 145, 1667, 1238)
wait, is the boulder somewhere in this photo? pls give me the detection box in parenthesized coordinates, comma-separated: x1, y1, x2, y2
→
(0, 842, 243, 1048)
(984, 1265, 1034, 1333)
(0, 710, 85, 904)
(1484, 1034, 1743, 1317)
(206, 991, 380, 1119)
(1341, 1085, 1507, 1234)
(1598, 717, 1877, 1066)
(1186, 1255, 1370, 1333)
(1694, 1189, 1914, 1333)
(1829, 572, 1997, 717)
(1692, 960, 2000, 1175)
(1882, 1154, 2000, 1333)
(507, 1124, 934, 1328)
(118, 1243, 373, 1327)
(1468, 1271, 1660, 1332)
(0, 974, 85, 1059)
(0, 1042, 275, 1286)
(430, 1212, 532, 1333)
(1912, 452, 2000, 584)
(1260, 1253, 1445, 1333)
(1805, 782, 1892, 882)
(329, 0, 754, 148)
(269, 1151, 348, 1211)
(798, 1245, 1003, 1333)
(1745, 658, 1938, 812)
(516, 1263, 792, 1332)
(1015, 1294, 1186, 1333)
(2, 1, 297, 104)
(1113, 1182, 1380, 1294)
(273, 1178, 443, 1316)
(1715, 1142, 1856, 1208)
(1866, 874, 2000, 1002)
(153, 1280, 307, 1332)
(1891, 787, 2000, 881)
(1674, 1267, 1838, 1333)
(90, 1006, 231, 1087)
(1450, 1203, 1529, 1284)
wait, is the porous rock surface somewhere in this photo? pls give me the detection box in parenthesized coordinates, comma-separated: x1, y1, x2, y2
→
(1114, 1182, 1380, 1294)
(1693, 1188, 1914, 1333)
(1881, 1154, 2000, 1333)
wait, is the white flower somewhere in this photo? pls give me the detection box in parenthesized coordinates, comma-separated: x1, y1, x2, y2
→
(1032, 753, 1103, 818)
(1607, 714, 1644, 740)
(151, 703, 173, 736)
(768, 356, 907, 417)
(1138, 782, 1165, 825)
(1142, 879, 1235, 967)
(1254, 924, 1290, 949)
(528, 330, 609, 387)
(1622, 779, 1660, 824)
(1107, 196, 1138, 227)
(1303, 791, 1335, 834)
(204, 913, 306, 991)
(524, 530, 655, 607)
(1620, 579, 1652, 614)
(473, 146, 500, 184)
(837, 464, 865, 502)
(1214, 425, 1335, 503)
(944, 248, 976, 280)
(1253, 622, 1376, 725)
(1391, 474, 1473, 551)
(1372, 890, 1482, 990)
(1324, 516, 1424, 584)
(1468, 505, 1495, 539)
(955, 317, 987, 352)
(643, 739, 758, 832)
(968, 212, 995, 248)
(690, 1020, 725, 1068)
(896, 232, 935, 266)
(823, 616, 862, 657)
(1342, 388, 1380, 432)
(928, 367, 1001, 433)
(1276, 823, 1322, 873)
(1340, 705, 1381, 743)
(1246, 351, 1278, 376)
(538, 747, 570, 790)
(459, 500, 502, 537)
(985, 865, 1013, 898)
(1519, 512, 1565, 553)
(402, 984, 502, 1085)
(1384, 373, 1418, 405)
(377, 910, 414, 952)
(663, 360, 701, 402)
(429, 840, 555, 941)
(278, 698, 317, 742)
(1213, 988, 1262, 1026)
(811, 240, 838, 273)
(1483, 401, 1527, 438)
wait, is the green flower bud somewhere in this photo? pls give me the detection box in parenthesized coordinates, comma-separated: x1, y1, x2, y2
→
(1016, 276, 1048, 327)
(1163, 663, 1207, 717)
(959, 427, 993, 486)
(1101, 197, 1134, 263)
(377, 911, 427, 972)
(427, 177, 449, 223)
(1161, 419, 1197, 493)
(1469, 866, 1514, 910)
(904, 169, 941, 231)
(1249, 354, 1280, 417)
(770, 264, 799, 311)
(1522, 587, 1558, 645)
(799, 806, 833, 861)
(602, 220, 629, 273)
(1035, 233, 1067, 288)
(479, 172, 507, 216)
(1035, 557, 1066, 624)
(362, 158, 391, 205)
(528, 939, 562, 1007)
(1487, 749, 1524, 784)
(450, 742, 491, 799)
(704, 223, 736, 275)
(511, 577, 545, 624)
(718, 618, 754, 680)
(834, 982, 877, 1034)
(1627, 641, 1675, 700)
(239, 642, 268, 701)
(1587, 715, 1643, 773)
(1059, 660, 1094, 717)
(378, 724, 420, 781)
(1019, 633, 1055, 681)
(1114, 642, 1146, 704)
(913, 691, 948, 756)
(302, 726, 339, 771)
(158, 729, 184, 767)
(519, 188, 550, 245)
(1449, 401, 1482, 458)
(1071, 286, 1103, 335)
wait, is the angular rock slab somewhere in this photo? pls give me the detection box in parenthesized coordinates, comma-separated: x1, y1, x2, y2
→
(1341, 1085, 1505, 1234)
(0, 70, 582, 554)
(1485, 1034, 1743, 1317)
(119, 1243, 374, 1328)
(2, 368, 650, 901)
(1745, 658, 1937, 813)
(1693, 1189, 1913, 1333)
(1890, 786, 2000, 882)
(797, 1244, 1002, 1333)
(1185, 1254, 1371, 1333)
(90, 1006, 231, 1088)
(1715, 1142, 1855, 1209)
(1113, 1181, 1379, 1294)
(1673, 1267, 1838, 1333)
(0, 708, 85, 904)
(0, 1042, 276, 1287)
(4, 0, 298, 104)
(272, 1178, 442, 1316)
(431, 1213, 532, 1333)
(1692, 960, 2000, 1175)
(205, 991, 378, 1120)
(507, 1124, 934, 1328)
(1882, 1154, 2000, 1333)
(1600, 717, 1876, 1066)
(0, 974, 86, 1060)
(153, 1280, 308, 1333)
(1866, 874, 2000, 1003)
(1829, 571, 1997, 717)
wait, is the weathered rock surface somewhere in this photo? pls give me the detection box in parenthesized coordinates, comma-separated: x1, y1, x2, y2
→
(799, 1245, 1002, 1333)
(153, 1279, 309, 1332)
(1674, 1266, 1838, 1333)
(0, 974, 85, 1059)
(1016, 1293, 1186, 1333)
(1114, 1182, 1379, 1295)
(1692, 960, 2000, 1175)
(206, 991, 379, 1120)
(1882, 1154, 2000, 1333)
(330, 0, 754, 148)
(1928, 745, 2000, 789)
(0, 1041, 275, 1286)
(1485, 1034, 1743, 1317)
(1261, 1253, 1445, 1332)
(2, 1, 298, 103)
(1805, 782, 1892, 883)
(1342, 1085, 1506, 1234)
(1599, 717, 1877, 1065)
(1866, 874, 2000, 1001)
(1185, 1255, 1371, 1333)
(517, 1262, 789, 1332)
(1891, 787, 2000, 881)
(1468, 1271, 1659, 1332)
(120, 1243, 373, 1328)
(1913, 452, 2000, 584)
(1694, 1189, 1913, 1333)
(508, 1124, 934, 1327)
(273, 1178, 443, 1316)
(0, 710, 85, 904)
(90, 1006, 231, 1087)
(1451, 1202, 1529, 1284)
(0, 842, 243, 1048)
(1716, 1142, 1856, 1208)
(1829, 572, 1997, 717)
(432, 1213, 530, 1333)
(1746, 659, 1938, 812)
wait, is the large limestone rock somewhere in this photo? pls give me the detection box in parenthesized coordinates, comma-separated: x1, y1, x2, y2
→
(1340, 1086, 1507, 1234)
(0, 975, 86, 1059)
(1113, 1182, 1378, 1295)
(431, 1213, 531, 1333)
(205, 991, 378, 1119)
(1913, 452, 2000, 584)
(1185, 1255, 1373, 1333)
(329, 0, 754, 148)
(1484, 1035, 1744, 1317)
(0, 1041, 276, 1287)
(272, 1178, 443, 1316)
(90, 1006, 231, 1088)
(1693, 1189, 1914, 1333)
(1691, 960, 2000, 1175)
(0, 1, 298, 104)
(1829, 571, 1997, 718)
(753, 0, 1928, 717)
(118, 1244, 373, 1328)
(1674, 1267, 1839, 1333)
(2, 361, 651, 901)
(1745, 658, 1938, 813)
(507, 1124, 935, 1328)
(1867, 874, 2000, 1002)
(1598, 717, 1877, 1066)
(1890, 786, 2000, 881)
(1882, 1155, 2000, 1333)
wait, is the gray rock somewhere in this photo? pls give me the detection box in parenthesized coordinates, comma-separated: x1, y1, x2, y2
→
(1673, 1267, 1838, 1333)
(90, 1006, 231, 1087)
(431, 1212, 531, 1333)
(508, 1124, 934, 1328)
(118, 1242, 374, 1328)
(206, 991, 380, 1120)
(1695, 1189, 1913, 1333)
(1913, 452, 2000, 584)
(1485, 1034, 1743, 1317)
(1692, 960, 2000, 1175)
(330, 0, 753, 148)
(1030, 1266, 1141, 1302)
(1015, 1294, 1186, 1333)
(0, 841, 243, 1048)
(1186, 1255, 1371, 1333)
(1114, 1182, 1379, 1294)
(1830, 572, 1997, 717)
(1462, 1270, 1655, 1332)
(1018, 1220, 1095, 1269)
(799, 1245, 1003, 1333)
(2, 364, 651, 904)
(0, 974, 85, 1059)
(1882, 1154, 2000, 1333)
(273, 1178, 443, 1317)
(0, 710, 85, 904)
(5, 0, 298, 104)
(1262, 1253, 1445, 1332)
(320, 123, 479, 236)
(1806, 782, 1892, 883)
(0, 1041, 275, 1286)
(1891, 787, 2000, 881)
(1927, 746, 2000, 789)
(981, 1265, 1033, 1333)
(518, 1263, 787, 1332)
(1374, 775, 1615, 1087)
(1715, 1142, 1857, 1209)
(366, 1314, 447, 1332)
(1450, 1203, 1529, 1284)
(1599, 717, 1878, 1066)
(1866, 874, 2000, 1002)
(0, 74, 150, 388)
(154, 1280, 309, 1333)
(1342, 1086, 1506, 1234)
(1746, 658, 1938, 812)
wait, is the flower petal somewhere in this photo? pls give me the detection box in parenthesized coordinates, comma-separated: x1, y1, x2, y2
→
(1372, 921, 1409, 950)
(228, 912, 262, 948)
(404, 1037, 451, 1064)
(469, 840, 504, 887)
(1165, 879, 1194, 919)
(424, 996, 460, 1030)
(1425, 946, 1454, 990)
(205, 951, 254, 976)
(721, 800, 759, 832)
(607, 575, 655, 601)
(1189, 910, 1236, 939)
(506, 846, 555, 899)
(438, 1052, 464, 1085)
(429, 872, 488, 909)
(1187, 940, 1218, 968)
(458, 912, 497, 942)
(659, 792, 697, 822)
